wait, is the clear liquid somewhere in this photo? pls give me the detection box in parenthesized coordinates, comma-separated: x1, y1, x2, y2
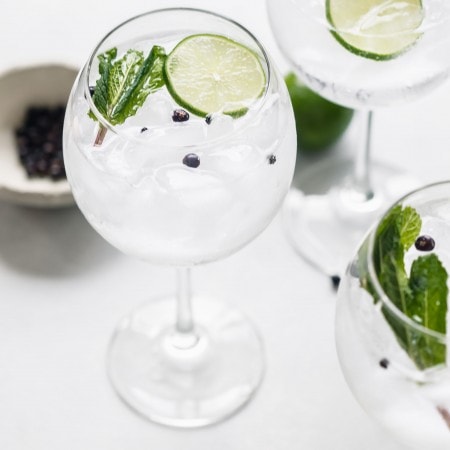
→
(64, 33, 296, 265)
(268, 0, 450, 108)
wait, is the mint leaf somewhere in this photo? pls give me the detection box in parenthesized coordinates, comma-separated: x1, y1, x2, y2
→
(112, 45, 166, 123)
(359, 205, 448, 370)
(89, 45, 167, 145)
(96, 47, 118, 115)
(89, 47, 117, 122)
(399, 206, 421, 251)
(379, 252, 411, 313)
(408, 254, 448, 369)
(409, 254, 448, 333)
(371, 205, 412, 308)
(107, 49, 144, 124)
(358, 206, 406, 302)
(373, 205, 403, 273)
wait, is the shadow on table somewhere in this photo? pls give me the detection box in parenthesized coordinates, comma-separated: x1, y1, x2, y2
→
(0, 202, 119, 277)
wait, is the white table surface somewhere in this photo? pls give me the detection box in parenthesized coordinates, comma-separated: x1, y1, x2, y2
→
(1, 0, 450, 448)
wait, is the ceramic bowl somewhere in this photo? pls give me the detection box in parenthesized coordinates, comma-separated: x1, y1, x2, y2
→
(0, 64, 78, 208)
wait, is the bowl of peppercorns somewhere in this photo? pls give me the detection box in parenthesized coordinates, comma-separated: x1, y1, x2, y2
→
(0, 63, 78, 207)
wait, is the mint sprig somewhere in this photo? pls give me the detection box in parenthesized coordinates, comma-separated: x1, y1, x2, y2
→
(89, 45, 167, 146)
(359, 205, 448, 370)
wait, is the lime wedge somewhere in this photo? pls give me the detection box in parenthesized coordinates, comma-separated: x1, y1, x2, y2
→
(164, 34, 266, 117)
(326, 0, 424, 60)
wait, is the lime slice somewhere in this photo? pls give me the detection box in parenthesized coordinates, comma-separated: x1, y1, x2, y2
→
(326, 0, 424, 60)
(164, 34, 266, 117)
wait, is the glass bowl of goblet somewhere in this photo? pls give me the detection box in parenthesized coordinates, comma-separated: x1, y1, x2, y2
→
(336, 181, 450, 449)
(63, 8, 296, 428)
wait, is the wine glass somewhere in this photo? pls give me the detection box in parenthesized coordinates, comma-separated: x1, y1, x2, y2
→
(63, 8, 296, 427)
(336, 181, 450, 450)
(266, 0, 450, 277)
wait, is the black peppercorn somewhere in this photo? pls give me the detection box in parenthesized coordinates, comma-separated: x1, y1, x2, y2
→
(172, 109, 190, 122)
(379, 358, 390, 369)
(331, 275, 341, 291)
(183, 153, 200, 168)
(415, 235, 435, 252)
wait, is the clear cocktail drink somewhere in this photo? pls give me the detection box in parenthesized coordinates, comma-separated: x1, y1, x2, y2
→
(63, 8, 296, 427)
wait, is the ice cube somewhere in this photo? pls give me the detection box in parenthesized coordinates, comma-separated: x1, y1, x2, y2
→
(155, 164, 222, 193)
(105, 147, 133, 177)
(87, 138, 135, 179)
(154, 164, 236, 231)
(246, 93, 281, 153)
(150, 121, 206, 146)
(125, 91, 175, 128)
(205, 143, 264, 180)
(205, 114, 235, 141)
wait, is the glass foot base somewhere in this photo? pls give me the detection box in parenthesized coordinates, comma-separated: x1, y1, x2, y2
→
(107, 296, 264, 428)
(284, 157, 421, 277)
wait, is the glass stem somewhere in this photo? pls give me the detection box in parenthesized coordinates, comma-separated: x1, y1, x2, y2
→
(176, 267, 194, 333)
(172, 267, 198, 349)
(352, 110, 374, 201)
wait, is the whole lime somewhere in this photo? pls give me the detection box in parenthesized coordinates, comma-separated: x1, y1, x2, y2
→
(285, 72, 354, 153)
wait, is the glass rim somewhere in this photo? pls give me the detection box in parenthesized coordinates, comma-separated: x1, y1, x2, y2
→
(280, 0, 450, 36)
(83, 7, 273, 150)
(366, 180, 450, 344)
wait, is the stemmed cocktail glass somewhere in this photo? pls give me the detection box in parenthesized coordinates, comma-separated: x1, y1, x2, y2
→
(63, 8, 296, 428)
(336, 181, 450, 450)
(267, 0, 450, 277)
